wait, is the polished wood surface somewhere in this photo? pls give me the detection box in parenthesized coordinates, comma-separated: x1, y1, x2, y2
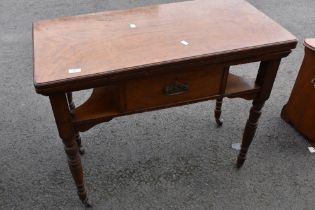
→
(33, 0, 296, 93)
(282, 39, 315, 145)
(33, 0, 297, 206)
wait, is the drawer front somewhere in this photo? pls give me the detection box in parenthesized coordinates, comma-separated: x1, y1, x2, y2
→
(126, 65, 224, 111)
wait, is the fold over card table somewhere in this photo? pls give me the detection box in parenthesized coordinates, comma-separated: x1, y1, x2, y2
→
(33, 0, 297, 206)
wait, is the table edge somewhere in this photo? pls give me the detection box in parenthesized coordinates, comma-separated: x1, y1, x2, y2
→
(34, 39, 298, 95)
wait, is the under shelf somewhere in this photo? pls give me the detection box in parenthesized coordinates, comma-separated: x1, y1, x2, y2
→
(72, 86, 122, 126)
(73, 109, 120, 124)
(225, 73, 260, 97)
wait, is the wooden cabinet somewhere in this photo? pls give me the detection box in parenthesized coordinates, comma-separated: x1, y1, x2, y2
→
(281, 39, 315, 145)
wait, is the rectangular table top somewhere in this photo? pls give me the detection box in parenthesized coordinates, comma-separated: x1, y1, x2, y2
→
(33, 0, 297, 91)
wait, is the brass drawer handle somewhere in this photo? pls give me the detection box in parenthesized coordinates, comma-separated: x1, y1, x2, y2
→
(311, 78, 315, 88)
(164, 81, 189, 95)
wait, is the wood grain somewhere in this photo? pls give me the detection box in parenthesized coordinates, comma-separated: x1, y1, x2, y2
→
(33, 0, 296, 93)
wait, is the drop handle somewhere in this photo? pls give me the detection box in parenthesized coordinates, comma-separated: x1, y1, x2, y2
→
(164, 81, 189, 96)
(311, 78, 315, 88)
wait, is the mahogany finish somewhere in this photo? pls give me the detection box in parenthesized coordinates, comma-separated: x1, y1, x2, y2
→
(33, 0, 296, 92)
(33, 0, 297, 206)
(49, 94, 90, 207)
(282, 39, 315, 145)
(126, 64, 223, 111)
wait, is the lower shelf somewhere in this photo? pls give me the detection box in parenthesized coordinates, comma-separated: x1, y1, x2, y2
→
(225, 73, 260, 97)
(72, 86, 121, 126)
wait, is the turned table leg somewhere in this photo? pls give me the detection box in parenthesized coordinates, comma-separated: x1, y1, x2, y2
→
(214, 97, 223, 126)
(237, 59, 282, 168)
(66, 92, 85, 155)
(237, 99, 264, 167)
(49, 94, 91, 207)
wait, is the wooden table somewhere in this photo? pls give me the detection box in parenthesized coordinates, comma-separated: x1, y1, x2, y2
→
(33, 0, 297, 206)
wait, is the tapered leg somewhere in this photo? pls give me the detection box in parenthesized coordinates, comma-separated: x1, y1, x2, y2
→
(66, 92, 85, 155)
(237, 99, 264, 168)
(49, 94, 91, 207)
(214, 97, 223, 126)
(237, 59, 282, 168)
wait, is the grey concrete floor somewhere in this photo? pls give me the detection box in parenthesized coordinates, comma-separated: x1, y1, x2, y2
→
(1, 0, 315, 209)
